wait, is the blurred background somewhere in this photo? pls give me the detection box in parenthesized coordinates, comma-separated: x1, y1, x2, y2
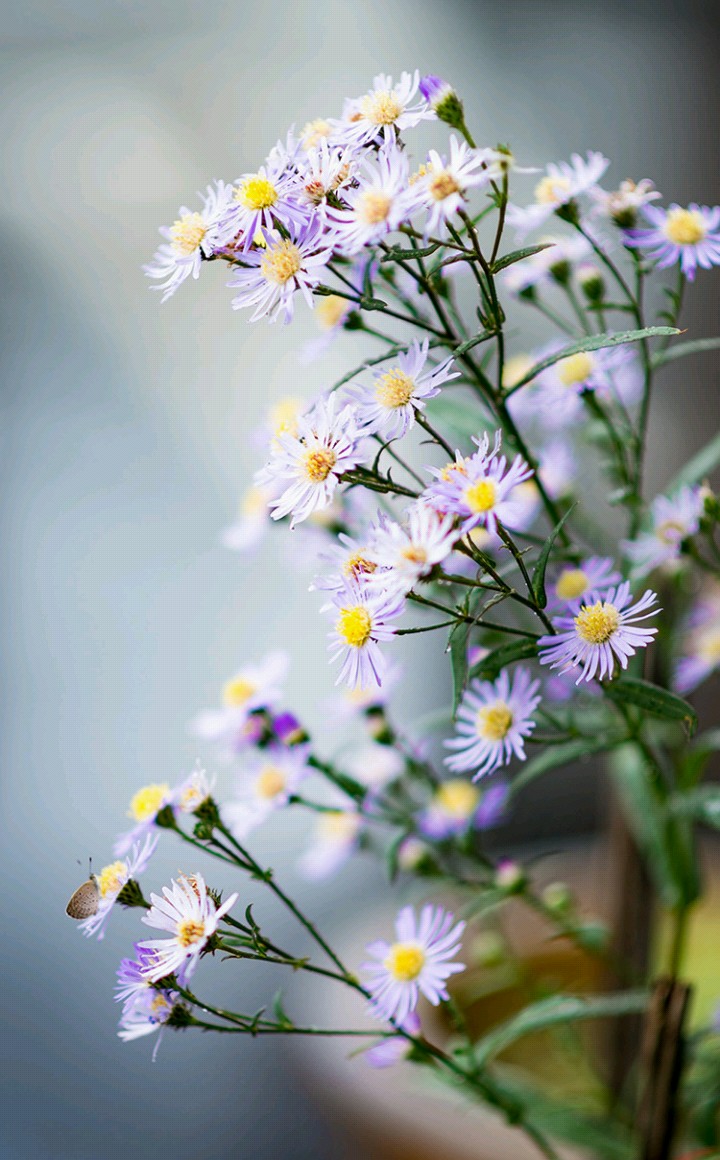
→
(1, 1, 719, 1157)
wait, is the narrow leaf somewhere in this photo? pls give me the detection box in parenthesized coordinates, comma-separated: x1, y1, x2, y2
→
(473, 992, 648, 1069)
(505, 328, 680, 396)
(448, 619, 470, 713)
(609, 745, 681, 908)
(652, 336, 720, 370)
(603, 677, 698, 736)
(491, 243, 554, 274)
(679, 728, 720, 789)
(510, 735, 617, 797)
(453, 331, 495, 358)
(531, 506, 576, 608)
(667, 430, 720, 492)
(271, 990, 293, 1028)
(471, 638, 538, 681)
(380, 242, 442, 262)
(671, 785, 720, 829)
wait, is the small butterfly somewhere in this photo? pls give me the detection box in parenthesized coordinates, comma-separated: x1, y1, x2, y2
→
(66, 863, 100, 920)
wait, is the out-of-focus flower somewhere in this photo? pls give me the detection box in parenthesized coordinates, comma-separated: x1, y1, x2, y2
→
(144, 182, 238, 301)
(537, 438, 578, 500)
(368, 504, 458, 596)
(311, 531, 380, 593)
(419, 778, 509, 838)
(365, 1012, 422, 1068)
(139, 873, 238, 983)
(260, 393, 368, 527)
(173, 767, 215, 815)
(344, 742, 405, 791)
(347, 338, 459, 439)
(590, 178, 660, 227)
(538, 582, 659, 683)
(529, 344, 642, 428)
(224, 745, 312, 839)
(117, 983, 180, 1060)
(191, 651, 289, 757)
(297, 807, 361, 880)
(324, 581, 405, 689)
(547, 556, 622, 611)
(424, 431, 533, 536)
(229, 218, 334, 324)
(674, 582, 720, 693)
(502, 234, 592, 295)
(362, 904, 465, 1024)
(221, 483, 275, 554)
(625, 203, 720, 280)
(445, 668, 541, 780)
(114, 784, 173, 857)
(332, 71, 433, 147)
(506, 152, 609, 237)
(78, 835, 158, 940)
(623, 487, 704, 577)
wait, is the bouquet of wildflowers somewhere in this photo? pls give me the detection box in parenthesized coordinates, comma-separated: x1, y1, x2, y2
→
(71, 71, 720, 1159)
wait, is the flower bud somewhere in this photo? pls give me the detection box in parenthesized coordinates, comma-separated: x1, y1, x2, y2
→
(495, 859, 525, 893)
(470, 930, 506, 967)
(419, 75, 466, 131)
(541, 881, 573, 914)
(577, 263, 605, 302)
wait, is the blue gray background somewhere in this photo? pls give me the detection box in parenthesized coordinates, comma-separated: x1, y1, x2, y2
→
(2, 2, 719, 1157)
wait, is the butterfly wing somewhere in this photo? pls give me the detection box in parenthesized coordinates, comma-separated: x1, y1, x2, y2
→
(66, 878, 100, 919)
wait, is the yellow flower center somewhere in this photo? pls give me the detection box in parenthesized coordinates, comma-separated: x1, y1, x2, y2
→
(303, 447, 337, 482)
(176, 918, 206, 948)
(316, 294, 349, 330)
(375, 368, 416, 408)
(255, 765, 286, 800)
(401, 545, 428, 565)
(502, 354, 533, 390)
(96, 860, 128, 898)
(169, 212, 207, 256)
(319, 811, 359, 841)
(534, 174, 572, 205)
(384, 942, 426, 982)
(241, 486, 267, 517)
(151, 993, 172, 1017)
(336, 605, 372, 648)
(464, 479, 497, 514)
(269, 396, 303, 439)
(656, 519, 686, 544)
(357, 190, 392, 225)
(261, 240, 302, 285)
(301, 118, 331, 149)
(429, 170, 461, 201)
(477, 701, 514, 741)
(663, 207, 706, 246)
(555, 568, 590, 601)
(574, 600, 621, 644)
(342, 551, 377, 579)
(557, 351, 594, 387)
(129, 783, 169, 822)
(698, 629, 720, 666)
(435, 779, 480, 818)
(467, 525, 492, 549)
(236, 175, 278, 211)
(360, 89, 403, 126)
(223, 676, 257, 707)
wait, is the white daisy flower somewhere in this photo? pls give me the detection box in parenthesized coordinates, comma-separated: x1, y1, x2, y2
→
(538, 581, 660, 684)
(506, 151, 610, 237)
(347, 338, 459, 439)
(368, 504, 458, 596)
(173, 767, 215, 815)
(78, 834, 159, 940)
(332, 71, 434, 147)
(261, 393, 369, 527)
(144, 181, 238, 302)
(231, 156, 310, 251)
(229, 217, 334, 324)
(362, 904, 465, 1024)
(416, 136, 492, 236)
(114, 783, 173, 858)
(324, 580, 405, 689)
(297, 807, 362, 881)
(445, 668, 542, 780)
(191, 651, 289, 756)
(590, 178, 661, 227)
(623, 487, 704, 577)
(329, 142, 420, 254)
(139, 873, 238, 983)
(224, 745, 312, 840)
(295, 140, 357, 210)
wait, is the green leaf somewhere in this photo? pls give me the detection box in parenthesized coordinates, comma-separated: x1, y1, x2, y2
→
(504, 327, 680, 396)
(499, 1081, 635, 1160)
(531, 506, 576, 608)
(679, 728, 720, 789)
(473, 991, 648, 1069)
(510, 736, 617, 797)
(470, 638, 538, 681)
(448, 618, 470, 713)
(380, 242, 442, 262)
(667, 429, 720, 492)
(603, 677, 698, 736)
(271, 990, 293, 1028)
(453, 331, 496, 358)
(652, 336, 720, 370)
(490, 243, 554, 274)
(671, 785, 720, 829)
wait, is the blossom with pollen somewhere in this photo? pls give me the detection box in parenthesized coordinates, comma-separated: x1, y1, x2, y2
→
(144, 181, 238, 302)
(624, 202, 720, 280)
(329, 141, 421, 254)
(506, 151, 609, 238)
(332, 71, 434, 148)
(230, 157, 310, 251)
(362, 905, 465, 1024)
(139, 872, 238, 984)
(368, 504, 458, 596)
(191, 651, 289, 757)
(260, 393, 368, 527)
(347, 337, 459, 439)
(416, 136, 491, 237)
(423, 430, 533, 536)
(229, 217, 334, 324)
(623, 487, 704, 578)
(547, 556, 622, 611)
(445, 668, 541, 780)
(324, 580, 405, 689)
(538, 582, 659, 684)
(78, 835, 159, 940)
(114, 783, 173, 857)
(224, 744, 312, 840)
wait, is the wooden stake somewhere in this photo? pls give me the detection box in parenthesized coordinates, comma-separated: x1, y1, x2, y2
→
(637, 977, 692, 1160)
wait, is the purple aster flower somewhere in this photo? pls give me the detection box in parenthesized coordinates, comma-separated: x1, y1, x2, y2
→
(347, 337, 459, 439)
(419, 75, 453, 107)
(191, 651, 289, 757)
(506, 151, 610, 237)
(78, 834, 158, 940)
(328, 140, 421, 254)
(230, 155, 311, 252)
(419, 778, 509, 838)
(674, 582, 720, 694)
(624, 203, 720, 280)
(298, 804, 361, 881)
(623, 487, 704, 578)
(224, 744, 312, 840)
(528, 343, 642, 429)
(367, 504, 458, 597)
(310, 530, 381, 594)
(590, 178, 661, 227)
(139, 872, 238, 984)
(331, 71, 434, 147)
(546, 556, 622, 612)
(538, 581, 659, 684)
(423, 430, 533, 536)
(415, 136, 492, 237)
(228, 216, 334, 324)
(445, 668, 541, 780)
(259, 393, 369, 527)
(365, 1012, 422, 1068)
(295, 140, 357, 212)
(114, 784, 173, 858)
(362, 904, 465, 1024)
(144, 181, 238, 302)
(115, 945, 159, 1011)
(118, 983, 180, 1061)
(324, 579, 405, 690)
